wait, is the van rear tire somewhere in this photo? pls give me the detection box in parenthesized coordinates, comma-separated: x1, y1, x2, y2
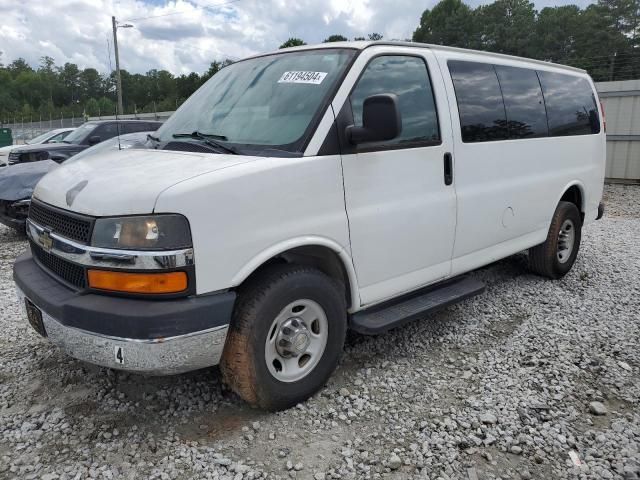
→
(528, 201, 582, 279)
(220, 264, 347, 410)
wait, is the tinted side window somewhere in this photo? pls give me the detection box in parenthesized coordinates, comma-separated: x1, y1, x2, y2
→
(448, 61, 507, 142)
(350, 55, 440, 146)
(122, 123, 150, 134)
(537, 71, 600, 136)
(92, 123, 120, 142)
(495, 65, 548, 139)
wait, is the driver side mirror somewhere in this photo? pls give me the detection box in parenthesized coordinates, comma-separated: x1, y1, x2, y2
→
(347, 94, 402, 145)
(88, 135, 101, 146)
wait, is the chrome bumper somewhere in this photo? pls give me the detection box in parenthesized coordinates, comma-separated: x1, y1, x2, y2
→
(16, 287, 229, 375)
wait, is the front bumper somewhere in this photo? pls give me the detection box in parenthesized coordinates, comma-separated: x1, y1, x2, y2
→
(14, 251, 236, 375)
(0, 199, 29, 230)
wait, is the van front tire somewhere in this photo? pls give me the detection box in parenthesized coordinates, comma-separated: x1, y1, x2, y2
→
(528, 201, 582, 279)
(220, 264, 347, 410)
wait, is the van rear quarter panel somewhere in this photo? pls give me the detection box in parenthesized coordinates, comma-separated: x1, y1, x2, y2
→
(435, 50, 606, 271)
(153, 154, 352, 297)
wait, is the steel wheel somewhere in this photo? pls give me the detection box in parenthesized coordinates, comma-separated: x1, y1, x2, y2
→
(557, 219, 575, 264)
(264, 299, 328, 383)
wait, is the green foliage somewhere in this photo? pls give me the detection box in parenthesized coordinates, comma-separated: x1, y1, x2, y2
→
(413, 0, 640, 81)
(0, 57, 234, 121)
(3, 0, 639, 123)
(324, 35, 349, 43)
(279, 38, 306, 49)
(413, 0, 476, 47)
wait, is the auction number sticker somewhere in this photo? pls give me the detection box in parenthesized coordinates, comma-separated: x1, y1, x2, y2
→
(278, 71, 328, 85)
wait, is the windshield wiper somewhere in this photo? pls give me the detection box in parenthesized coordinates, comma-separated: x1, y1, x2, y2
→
(172, 131, 237, 155)
(147, 133, 160, 142)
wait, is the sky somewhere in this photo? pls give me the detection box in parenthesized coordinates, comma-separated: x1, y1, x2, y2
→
(0, 0, 596, 76)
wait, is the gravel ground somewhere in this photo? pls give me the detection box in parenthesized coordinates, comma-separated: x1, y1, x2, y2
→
(1, 183, 639, 480)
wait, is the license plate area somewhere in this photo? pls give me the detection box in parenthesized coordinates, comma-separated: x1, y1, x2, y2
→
(25, 299, 47, 337)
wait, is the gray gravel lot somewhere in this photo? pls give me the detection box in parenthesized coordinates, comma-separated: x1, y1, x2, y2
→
(1, 183, 639, 480)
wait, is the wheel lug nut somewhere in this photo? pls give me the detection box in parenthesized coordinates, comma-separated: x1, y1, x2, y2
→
(282, 327, 292, 335)
(291, 319, 299, 327)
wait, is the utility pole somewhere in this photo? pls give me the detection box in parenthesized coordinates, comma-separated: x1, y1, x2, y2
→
(112, 16, 123, 115)
(111, 17, 133, 116)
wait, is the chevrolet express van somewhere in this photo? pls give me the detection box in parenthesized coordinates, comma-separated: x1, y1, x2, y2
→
(14, 42, 605, 410)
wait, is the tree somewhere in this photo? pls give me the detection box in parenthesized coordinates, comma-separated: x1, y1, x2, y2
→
(84, 98, 100, 117)
(79, 68, 104, 101)
(279, 38, 306, 49)
(323, 34, 348, 42)
(368, 33, 384, 41)
(97, 97, 116, 117)
(413, 0, 476, 47)
(535, 6, 581, 63)
(475, 0, 537, 57)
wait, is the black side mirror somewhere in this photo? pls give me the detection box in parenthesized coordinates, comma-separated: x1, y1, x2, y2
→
(347, 94, 402, 145)
(88, 135, 101, 146)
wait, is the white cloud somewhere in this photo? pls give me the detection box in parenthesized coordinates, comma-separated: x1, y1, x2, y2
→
(0, 0, 595, 75)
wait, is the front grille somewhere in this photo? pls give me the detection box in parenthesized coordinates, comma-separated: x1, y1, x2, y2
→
(30, 241, 87, 289)
(29, 200, 93, 244)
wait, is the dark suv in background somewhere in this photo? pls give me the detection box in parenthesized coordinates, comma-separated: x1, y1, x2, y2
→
(7, 120, 162, 165)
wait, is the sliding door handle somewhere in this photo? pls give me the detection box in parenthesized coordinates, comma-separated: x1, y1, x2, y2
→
(443, 152, 453, 186)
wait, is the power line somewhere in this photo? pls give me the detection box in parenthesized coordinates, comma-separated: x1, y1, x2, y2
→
(122, 0, 241, 23)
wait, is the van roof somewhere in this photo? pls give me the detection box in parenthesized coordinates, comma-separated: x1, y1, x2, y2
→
(262, 40, 587, 75)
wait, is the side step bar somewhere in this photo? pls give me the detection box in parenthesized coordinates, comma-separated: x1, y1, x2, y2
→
(350, 276, 486, 335)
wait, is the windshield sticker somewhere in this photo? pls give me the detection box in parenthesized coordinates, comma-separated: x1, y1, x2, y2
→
(278, 71, 328, 85)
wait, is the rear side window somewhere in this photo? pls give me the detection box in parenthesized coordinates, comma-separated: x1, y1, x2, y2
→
(94, 123, 120, 141)
(350, 55, 440, 147)
(495, 65, 548, 139)
(448, 61, 507, 142)
(122, 123, 151, 134)
(537, 71, 600, 136)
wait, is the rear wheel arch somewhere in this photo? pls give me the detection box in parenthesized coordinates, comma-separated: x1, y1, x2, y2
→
(559, 183, 585, 223)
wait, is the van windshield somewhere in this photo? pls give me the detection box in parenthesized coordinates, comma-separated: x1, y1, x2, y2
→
(156, 49, 356, 154)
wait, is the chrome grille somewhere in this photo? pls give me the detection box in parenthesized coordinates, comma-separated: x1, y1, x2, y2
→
(30, 241, 87, 289)
(28, 200, 94, 244)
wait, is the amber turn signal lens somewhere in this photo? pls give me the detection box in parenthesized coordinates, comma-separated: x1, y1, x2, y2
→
(88, 270, 188, 294)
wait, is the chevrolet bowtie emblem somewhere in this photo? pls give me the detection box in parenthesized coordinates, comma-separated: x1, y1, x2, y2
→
(40, 230, 53, 253)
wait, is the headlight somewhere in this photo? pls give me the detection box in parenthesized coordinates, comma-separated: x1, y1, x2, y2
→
(91, 214, 192, 250)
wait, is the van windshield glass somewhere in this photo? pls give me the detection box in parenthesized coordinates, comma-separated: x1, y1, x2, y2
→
(156, 49, 355, 153)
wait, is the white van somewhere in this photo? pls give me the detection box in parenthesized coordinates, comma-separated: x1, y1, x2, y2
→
(14, 42, 606, 410)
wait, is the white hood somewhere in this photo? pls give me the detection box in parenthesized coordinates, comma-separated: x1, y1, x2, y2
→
(33, 148, 256, 216)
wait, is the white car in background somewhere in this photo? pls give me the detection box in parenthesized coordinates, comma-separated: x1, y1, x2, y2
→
(0, 128, 75, 166)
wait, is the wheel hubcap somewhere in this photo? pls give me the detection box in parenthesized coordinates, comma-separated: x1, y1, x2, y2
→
(265, 299, 328, 383)
(276, 318, 311, 357)
(557, 219, 575, 264)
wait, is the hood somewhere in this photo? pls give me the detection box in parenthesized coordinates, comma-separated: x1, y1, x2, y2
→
(0, 160, 59, 201)
(33, 148, 256, 216)
(0, 145, 14, 154)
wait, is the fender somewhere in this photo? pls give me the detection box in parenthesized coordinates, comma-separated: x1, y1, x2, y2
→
(230, 235, 361, 311)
